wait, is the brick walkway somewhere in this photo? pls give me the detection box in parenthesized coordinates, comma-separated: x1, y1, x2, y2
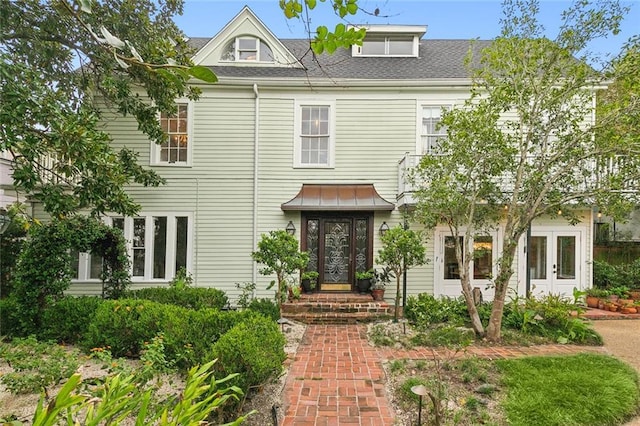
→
(281, 324, 610, 425)
(282, 325, 394, 425)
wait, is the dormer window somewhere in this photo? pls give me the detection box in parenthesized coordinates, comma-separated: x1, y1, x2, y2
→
(221, 36, 274, 62)
(350, 24, 425, 58)
(359, 36, 415, 56)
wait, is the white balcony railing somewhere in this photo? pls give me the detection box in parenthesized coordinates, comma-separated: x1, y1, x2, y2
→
(397, 153, 638, 206)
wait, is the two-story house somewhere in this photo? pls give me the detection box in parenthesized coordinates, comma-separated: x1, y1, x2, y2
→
(65, 6, 594, 303)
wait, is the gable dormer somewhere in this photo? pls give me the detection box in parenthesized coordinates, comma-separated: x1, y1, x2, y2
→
(191, 6, 302, 68)
(349, 25, 427, 58)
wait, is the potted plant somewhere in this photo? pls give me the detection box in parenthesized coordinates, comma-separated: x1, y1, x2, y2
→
(355, 269, 374, 294)
(371, 267, 393, 302)
(585, 288, 609, 308)
(301, 270, 319, 293)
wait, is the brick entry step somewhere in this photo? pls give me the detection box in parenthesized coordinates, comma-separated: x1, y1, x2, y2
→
(282, 293, 393, 324)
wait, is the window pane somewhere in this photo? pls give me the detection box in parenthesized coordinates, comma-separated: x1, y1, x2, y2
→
(221, 40, 235, 61)
(159, 103, 188, 164)
(388, 37, 414, 55)
(153, 217, 167, 279)
(361, 37, 385, 55)
(260, 41, 273, 61)
(306, 219, 319, 272)
(529, 236, 547, 279)
(238, 38, 257, 50)
(89, 254, 103, 279)
(133, 218, 145, 277)
(473, 236, 492, 279)
(557, 236, 576, 279)
(70, 250, 80, 279)
(175, 217, 188, 272)
(112, 218, 124, 232)
(444, 236, 463, 279)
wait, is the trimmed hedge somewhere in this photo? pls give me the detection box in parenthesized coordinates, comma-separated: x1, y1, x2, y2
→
(123, 286, 229, 310)
(210, 315, 286, 394)
(39, 296, 104, 343)
(81, 299, 260, 369)
(248, 298, 280, 321)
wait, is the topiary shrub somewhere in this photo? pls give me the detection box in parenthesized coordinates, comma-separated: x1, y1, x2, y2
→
(210, 315, 286, 394)
(39, 296, 103, 343)
(248, 298, 280, 321)
(123, 286, 228, 310)
(82, 299, 260, 370)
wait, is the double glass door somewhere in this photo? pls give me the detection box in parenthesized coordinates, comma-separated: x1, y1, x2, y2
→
(529, 231, 581, 297)
(303, 215, 372, 291)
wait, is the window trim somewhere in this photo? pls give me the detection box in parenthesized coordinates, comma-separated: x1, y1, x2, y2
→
(71, 213, 193, 283)
(293, 100, 336, 169)
(353, 35, 419, 57)
(221, 36, 274, 63)
(416, 103, 451, 155)
(151, 100, 194, 167)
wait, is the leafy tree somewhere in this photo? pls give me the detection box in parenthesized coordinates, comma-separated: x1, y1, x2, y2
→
(412, 0, 639, 341)
(251, 230, 309, 310)
(377, 224, 426, 321)
(1, 0, 365, 217)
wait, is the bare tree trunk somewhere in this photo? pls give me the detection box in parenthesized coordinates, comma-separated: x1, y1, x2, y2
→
(395, 274, 401, 321)
(486, 241, 518, 341)
(460, 273, 485, 337)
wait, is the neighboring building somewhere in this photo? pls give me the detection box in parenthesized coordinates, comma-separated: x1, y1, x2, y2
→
(64, 7, 595, 302)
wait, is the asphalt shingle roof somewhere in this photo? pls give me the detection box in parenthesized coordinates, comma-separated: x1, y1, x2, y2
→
(188, 37, 493, 81)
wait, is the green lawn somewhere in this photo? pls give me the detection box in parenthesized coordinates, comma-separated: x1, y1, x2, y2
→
(497, 354, 640, 426)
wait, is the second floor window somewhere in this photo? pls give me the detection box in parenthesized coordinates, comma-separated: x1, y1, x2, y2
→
(296, 104, 334, 167)
(421, 106, 448, 154)
(159, 103, 189, 164)
(221, 36, 274, 62)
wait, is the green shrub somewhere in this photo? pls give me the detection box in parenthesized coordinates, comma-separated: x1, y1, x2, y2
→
(123, 286, 228, 310)
(502, 294, 601, 344)
(248, 298, 280, 321)
(399, 377, 429, 405)
(39, 296, 103, 343)
(82, 299, 258, 369)
(405, 294, 469, 327)
(210, 315, 286, 394)
(0, 296, 21, 337)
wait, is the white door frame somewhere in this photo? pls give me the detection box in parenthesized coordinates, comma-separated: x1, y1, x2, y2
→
(434, 227, 501, 300)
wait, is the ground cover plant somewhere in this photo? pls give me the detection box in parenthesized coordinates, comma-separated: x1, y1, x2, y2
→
(404, 292, 602, 346)
(384, 353, 639, 426)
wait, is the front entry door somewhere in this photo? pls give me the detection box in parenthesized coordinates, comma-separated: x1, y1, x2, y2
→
(303, 214, 372, 291)
(529, 231, 582, 297)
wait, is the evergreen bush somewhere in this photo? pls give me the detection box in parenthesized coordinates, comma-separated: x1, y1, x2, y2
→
(123, 286, 228, 310)
(210, 315, 286, 394)
(39, 296, 103, 343)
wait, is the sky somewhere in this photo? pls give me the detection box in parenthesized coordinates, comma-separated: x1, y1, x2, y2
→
(173, 0, 639, 60)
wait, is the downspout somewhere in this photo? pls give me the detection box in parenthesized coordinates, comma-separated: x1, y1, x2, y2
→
(525, 223, 531, 296)
(252, 84, 259, 285)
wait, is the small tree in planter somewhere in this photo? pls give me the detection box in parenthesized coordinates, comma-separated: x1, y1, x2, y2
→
(377, 224, 427, 321)
(251, 230, 309, 313)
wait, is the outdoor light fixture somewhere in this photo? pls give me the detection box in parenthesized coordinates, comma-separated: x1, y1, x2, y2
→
(411, 384, 428, 425)
(379, 221, 390, 237)
(285, 220, 296, 235)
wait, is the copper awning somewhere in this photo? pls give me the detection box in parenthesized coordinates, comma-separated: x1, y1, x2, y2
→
(281, 184, 395, 211)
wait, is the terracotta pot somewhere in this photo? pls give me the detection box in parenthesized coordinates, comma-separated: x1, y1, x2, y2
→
(586, 296, 599, 308)
(371, 288, 385, 301)
(598, 299, 605, 310)
(628, 290, 640, 300)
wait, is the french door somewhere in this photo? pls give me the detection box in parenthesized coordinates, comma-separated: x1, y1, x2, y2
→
(529, 231, 582, 297)
(435, 230, 498, 300)
(302, 214, 372, 291)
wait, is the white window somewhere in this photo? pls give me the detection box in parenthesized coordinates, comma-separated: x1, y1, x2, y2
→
(294, 101, 335, 168)
(221, 36, 274, 62)
(356, 35, 416, 57)
(152, 102, 192, 166)
(420, 105, 448, 154)
(72, 214, 192, 282)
